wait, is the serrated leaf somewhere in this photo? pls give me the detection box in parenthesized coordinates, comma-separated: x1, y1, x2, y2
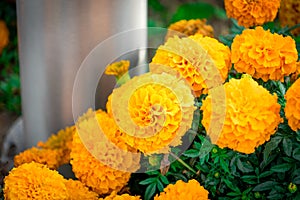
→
(282, 138, 293, 157)
(144, 182, 157, 200)
(270, 163, 292, 173)
(156, 179, 164, 192)
(159, 175, 169, 185)
(293, 148, 300, 161)
(263, 137, 282, 161)
(252, 181, 278, 191)
(237, 159, 254, 173)
(139, 177, 157, 185)
(183, 149, 200, 158)
(259, 171, 274, 178)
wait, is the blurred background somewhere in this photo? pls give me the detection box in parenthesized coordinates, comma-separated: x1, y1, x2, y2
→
(0, 0, 229, 161)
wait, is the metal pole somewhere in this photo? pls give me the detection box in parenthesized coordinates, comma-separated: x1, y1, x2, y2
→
(17, 0, 147, 148)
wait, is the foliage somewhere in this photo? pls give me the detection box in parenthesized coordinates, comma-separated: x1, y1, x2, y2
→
(0, 1, 21, 114)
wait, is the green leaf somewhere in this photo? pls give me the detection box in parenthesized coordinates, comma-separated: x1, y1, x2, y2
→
(183, 149, 200, 158)
(237, 159, 254, 173)
(220, 158, 230, 173)
(223, 179, 241, 194)
(293, 176, 300, 184)
(156, 179, 164, 192)
(144, 182, 157, 200)
(263, 137, 282, 161)
(159, 175, 169, 185)
(139, 177, 157, 185)
(170, 2, 215, 23)
(293, 148, 300, 161)
(252, 181, 278, 191)
(259, 171, 274, 179)
(282, 138, 293, 157)
(270, 163, 292, 173)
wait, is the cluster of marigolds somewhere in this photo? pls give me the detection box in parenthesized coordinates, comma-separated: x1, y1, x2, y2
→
(3, 0, 300, 199)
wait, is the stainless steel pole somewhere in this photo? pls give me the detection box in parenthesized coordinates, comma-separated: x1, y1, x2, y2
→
(17, 0, 147, 148)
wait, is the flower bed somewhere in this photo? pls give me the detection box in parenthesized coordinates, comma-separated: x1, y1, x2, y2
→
(3, 0, 300, 199)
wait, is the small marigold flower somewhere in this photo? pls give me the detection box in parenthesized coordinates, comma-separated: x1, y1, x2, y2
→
(165, 19, 214, 40)
(224, 0, 280, 28)
(0, 20, 9, 53)
(154, 179, 209, 200)
(99, 191, 141, 200)
(64, 179, 98, 200)
(37, 126, 75, 165)
(279, 0, 300, 35)
(14, 147, 61, 169)
(109, 72, 195, 154)
(4, 162, 68, 200)
(285, 78, 300, 131)
(231, 27, 298, 82)
(201, 75, 282, 154)
(151, 34, 231, 96)
(71, 109, 137, 195)
(105, 60, 131, 85)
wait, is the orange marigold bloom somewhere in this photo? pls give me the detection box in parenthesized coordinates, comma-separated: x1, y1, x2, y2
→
(285, 78, 300, 131)
(224, 0, 280, 28)
(71, 109, 137, 195)
(4, 162, 68, 200)
(0, 20, 9, 54)
(37, 126, 75, 165)
(151, 34, 231, 96)
(279, 0, 300, 35)
(165, 19, 214, 40)
(231, 27, 298, 82)
(64, 179, 98, 200)
(99, 191, 141, 200)
(109, 73, 195, 154)
(201, 75, 282, 154)
(14, 147, 61, 169)
(154, 179, 209, 200)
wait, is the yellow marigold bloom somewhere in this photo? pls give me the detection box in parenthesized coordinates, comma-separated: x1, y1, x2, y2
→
(154, 179, 209, 200)
(201, 76, 282, 154)
(4, 162, 68, 200)
(151, 34, 231, 97)
(285, 78, 300, 131)
(0, 20, 9, 53)
(64, 179, 98, 200)
(110, 72, 195, 154)
(224, 0, 280, 28)
(99, 191, 141, 200)
(165, 19, 214, 40)
(105, 60, 131, 85)
(37, 126, 75, 165)
(14, 147, 61, 169)
(279, 0, 300, 35)
(231, 27, 298, 82)
(71, 109, 136, 195)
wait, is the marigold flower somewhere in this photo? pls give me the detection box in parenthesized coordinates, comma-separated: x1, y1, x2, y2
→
(71, 109, 137, 195)
(285, 78, 300, 131)
(231, 27, 298, 82)
(14, 147, 61, 169)
(4, 162, 68, 200)
(154, 179, 209, 200)
(105, 60, 131, 85)
(64, 179, 98, 200)
(279, 0, 300, 35)
(99, 191, 141, 200)
(109, 72, 195, 153)
(0, 20, 9, 53)
(37, 126, 75, 165)
(224, 0, 280, 28)
(201, 75, 282, 154)
(151, 34, 231, 96)
(165, 19, 214, 40)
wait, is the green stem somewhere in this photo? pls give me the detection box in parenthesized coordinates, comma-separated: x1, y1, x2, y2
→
(170, 152, 197, 175)
(279, 23, 300, 34)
